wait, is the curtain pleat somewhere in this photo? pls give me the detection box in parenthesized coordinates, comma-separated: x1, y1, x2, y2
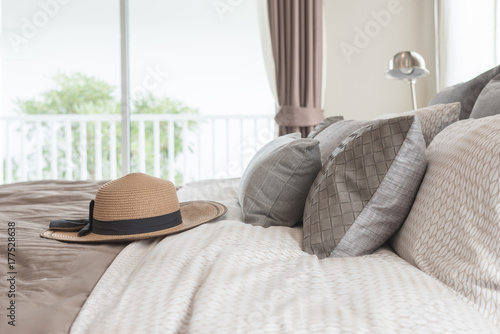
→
(267, 0, 324, 138)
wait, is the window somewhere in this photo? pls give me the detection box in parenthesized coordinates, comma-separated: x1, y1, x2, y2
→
(0, 0, 274, 184)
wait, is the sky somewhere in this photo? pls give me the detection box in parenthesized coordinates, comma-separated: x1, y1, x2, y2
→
(0, 0, 274, 116)
(0, 0, 276, 183)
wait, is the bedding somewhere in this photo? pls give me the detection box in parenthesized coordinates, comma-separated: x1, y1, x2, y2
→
(5, 59, 500, 334)
(4, 65, 500, 332)
(65, 178, 497, 333)
(0, 180, 126, 334)
(0, 176, 497, 333)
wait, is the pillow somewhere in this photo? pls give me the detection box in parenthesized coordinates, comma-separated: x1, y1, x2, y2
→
(313, 119, 372, 165)
(429, 65, 500, 119)
(314, 103, 459, 164)
(303, 116, 427, 258)
(238, 133, 321, 227)
(391, 116, 500, 328)
(377, 102, 461, 146)
(307, 116, 344, 138)
(469, 72, 500, 118)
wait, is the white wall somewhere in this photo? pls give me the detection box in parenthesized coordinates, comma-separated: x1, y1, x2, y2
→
(324, 0, 436, 120)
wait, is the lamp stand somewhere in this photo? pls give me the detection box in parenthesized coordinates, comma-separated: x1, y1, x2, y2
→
(408, 79, 417, 110)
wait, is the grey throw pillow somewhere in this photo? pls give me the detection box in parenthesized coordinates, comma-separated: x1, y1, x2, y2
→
(314, 103, 459, 165)
(378, 102, 461, 146)
(302, 116, 427, 259)
(469, 73, 500, 119)
(307, 116, 344, 138)
(238, 133, 321, 227)
(429, 65, 500, 119)
(313, 119, 373, 165)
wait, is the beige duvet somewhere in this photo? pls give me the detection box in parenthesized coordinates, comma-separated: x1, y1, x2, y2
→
(0, 178, 497, 333)
(0, 180, 126, 334)
(70, 178, 497, 334)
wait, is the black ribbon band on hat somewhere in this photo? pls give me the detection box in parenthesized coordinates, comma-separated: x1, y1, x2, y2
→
(50, 199, 183, 237)
(91, 209, 182, 235)
(49, 219, 89, 230)
(50, 200, 94, 235)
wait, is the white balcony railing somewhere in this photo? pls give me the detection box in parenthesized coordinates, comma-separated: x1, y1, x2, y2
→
(0, 114, 276, 185)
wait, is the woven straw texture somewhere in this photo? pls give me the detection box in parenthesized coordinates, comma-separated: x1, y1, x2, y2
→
(94, 173, 180, 221)
(41, 173, 227, 242)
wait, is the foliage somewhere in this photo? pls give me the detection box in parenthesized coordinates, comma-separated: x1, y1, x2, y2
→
(15, 72, 198, 184)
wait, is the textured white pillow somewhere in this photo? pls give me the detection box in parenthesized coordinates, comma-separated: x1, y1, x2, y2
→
(391, 115, 500, 329)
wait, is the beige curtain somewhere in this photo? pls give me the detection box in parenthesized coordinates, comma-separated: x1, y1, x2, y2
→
(265, 0, 324, 137)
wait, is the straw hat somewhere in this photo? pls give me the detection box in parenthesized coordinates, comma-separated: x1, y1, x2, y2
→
(41, 173, 227, 243)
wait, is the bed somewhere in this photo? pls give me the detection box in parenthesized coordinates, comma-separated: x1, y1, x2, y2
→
(3, 66, 500, 333)
(0, 175, 497, 333)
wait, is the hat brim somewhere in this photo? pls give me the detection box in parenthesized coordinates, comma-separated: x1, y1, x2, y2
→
(40, 201, 227, 243)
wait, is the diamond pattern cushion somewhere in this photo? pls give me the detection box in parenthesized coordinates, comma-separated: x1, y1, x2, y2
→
(314, 103, 460, 165)
(303, 116, 427, 259)
(391, 115, 500, 328)
(238, 133, 321, 227)
(429, 65, 500, 119)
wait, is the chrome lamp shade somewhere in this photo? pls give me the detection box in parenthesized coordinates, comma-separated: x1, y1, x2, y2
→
(385, 51, 429, 110)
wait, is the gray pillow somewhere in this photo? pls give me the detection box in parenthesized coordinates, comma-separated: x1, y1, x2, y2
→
(429, 65, 500, 119)
(378, 102, 461, 147)
(238, 133, 321, 227)
(307, 116, 344, 138)
(313, 119, 373, 165)
(302, 116, 427, 259)
(313, 103, 458, 165)
(469, 73, 500, 119)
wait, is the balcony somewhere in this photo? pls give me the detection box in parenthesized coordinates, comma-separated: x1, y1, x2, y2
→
(0, 113, 276, 185)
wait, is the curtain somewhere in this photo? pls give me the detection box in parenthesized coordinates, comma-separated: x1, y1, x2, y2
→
(435, 0, 500, 90)
(258, 0, 325, 138)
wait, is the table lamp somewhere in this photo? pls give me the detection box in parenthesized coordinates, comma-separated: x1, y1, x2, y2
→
(385, 51, 429, 110)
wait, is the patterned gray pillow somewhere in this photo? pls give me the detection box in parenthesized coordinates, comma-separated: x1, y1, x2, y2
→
(469, 73, 500, 119)
(307, 116, 344, 138)
(429, 65, 500, 119)
(313, 119, 373, 165)
(378, 102, 461, 147)
(239, 133, 321, 227)
(314, 103, 460, 164)
(302, 116, 427, 259)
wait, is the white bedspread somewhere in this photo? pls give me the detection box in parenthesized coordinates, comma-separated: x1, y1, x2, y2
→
(71, 179, 497, 333)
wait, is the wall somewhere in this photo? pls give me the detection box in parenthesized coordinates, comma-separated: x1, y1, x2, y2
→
(324, 0, 436, 120)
